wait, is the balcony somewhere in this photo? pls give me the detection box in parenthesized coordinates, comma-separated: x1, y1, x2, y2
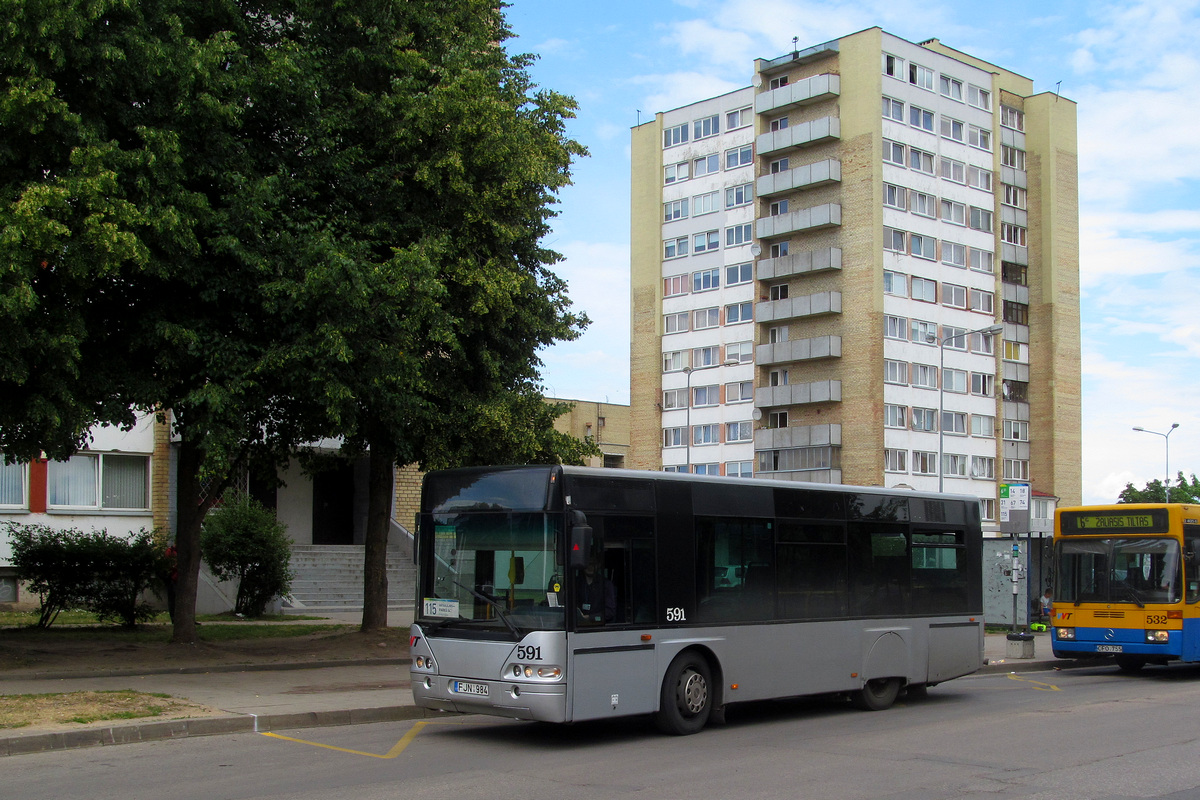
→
(757, 116, 840, 156)
(756, 335, 841, 366)
(755, 379, 841, 408)
(755, 291, 841, 324)
(757, 159, 841, 198)
(756, 203, 841, 239)
(754, 422, 841, 451)
(755, 74, 840, 115)
(756, 247, 841, 280)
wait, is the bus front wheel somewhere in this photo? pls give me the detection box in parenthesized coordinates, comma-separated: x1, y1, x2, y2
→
(1115, 656, 1146, 673)
(851, 677, 900, 711)
(655, 652, 712, 735)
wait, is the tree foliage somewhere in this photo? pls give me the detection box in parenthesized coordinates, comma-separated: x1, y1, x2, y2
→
(1117, 473, 1200, 504)
(200, 493, 293, 617)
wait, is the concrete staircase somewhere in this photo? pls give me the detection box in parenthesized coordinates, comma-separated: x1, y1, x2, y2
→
(283, 544, 416, 615)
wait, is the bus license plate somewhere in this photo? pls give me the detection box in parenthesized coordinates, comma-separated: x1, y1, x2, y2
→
(1096, 645, 1123, 653)
(453, 681, 489, 696)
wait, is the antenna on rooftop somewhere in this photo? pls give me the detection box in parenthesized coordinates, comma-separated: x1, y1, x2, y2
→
(792, 36, 798, 52)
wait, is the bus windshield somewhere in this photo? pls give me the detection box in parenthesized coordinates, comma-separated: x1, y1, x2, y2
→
(1057, 537, 1181, 605)
(420, 511, 565, 634)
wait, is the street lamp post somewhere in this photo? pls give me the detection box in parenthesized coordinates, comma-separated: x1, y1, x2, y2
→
(934, 323, 1004, 493)
(682, 359, 740, 474)
(1132, 423, 1180, 501)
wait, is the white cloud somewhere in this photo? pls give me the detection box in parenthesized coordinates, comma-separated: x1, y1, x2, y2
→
(629, 71, 746, 114)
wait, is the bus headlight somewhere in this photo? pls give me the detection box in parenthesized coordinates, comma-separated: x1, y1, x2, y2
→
(1056, 628, 1075, 640)
(508, 663, 563, 682)
(413, 655, 436, 671)
(1146, 630, 1170, 643)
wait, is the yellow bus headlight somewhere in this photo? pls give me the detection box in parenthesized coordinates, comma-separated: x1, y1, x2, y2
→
(1146, 630, 1170, 643)
(1056, 628, 1075, 640)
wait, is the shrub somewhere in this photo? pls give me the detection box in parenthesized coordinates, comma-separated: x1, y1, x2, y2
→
(200, 493, 293, 617)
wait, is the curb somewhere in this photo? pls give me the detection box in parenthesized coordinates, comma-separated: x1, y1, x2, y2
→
(977, 656, 1108, 675)
(0, 704, 436, 758)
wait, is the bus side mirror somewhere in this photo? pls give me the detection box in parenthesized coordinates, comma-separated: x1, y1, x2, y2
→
(569, 511, 592, 570)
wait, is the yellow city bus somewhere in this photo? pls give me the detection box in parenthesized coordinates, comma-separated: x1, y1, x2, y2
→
(1052, 504, 1200, 671)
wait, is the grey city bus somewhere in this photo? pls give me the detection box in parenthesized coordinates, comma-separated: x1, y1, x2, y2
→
(409, 465, 983, 734)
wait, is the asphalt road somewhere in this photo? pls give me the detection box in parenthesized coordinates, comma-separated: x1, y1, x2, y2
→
(8, 663, 1200, 800)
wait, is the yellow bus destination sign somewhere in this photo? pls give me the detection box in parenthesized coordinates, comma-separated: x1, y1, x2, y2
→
(1076, 514, 1154, 529)
(1060, 509, 1168, 534)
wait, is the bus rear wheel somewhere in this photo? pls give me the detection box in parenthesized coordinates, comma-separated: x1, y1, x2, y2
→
(851, 677, 900, 711)
(655, 652, 712, 735)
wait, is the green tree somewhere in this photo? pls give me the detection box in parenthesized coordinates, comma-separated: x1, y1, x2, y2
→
(1117, 473, 1200, 504)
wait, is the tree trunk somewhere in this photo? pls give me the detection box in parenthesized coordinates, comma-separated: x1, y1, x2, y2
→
(172, 438, 206, 644)
(361, 440, 395, 632)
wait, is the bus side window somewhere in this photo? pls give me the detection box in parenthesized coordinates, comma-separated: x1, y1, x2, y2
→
(1185, 526, 1200, 603)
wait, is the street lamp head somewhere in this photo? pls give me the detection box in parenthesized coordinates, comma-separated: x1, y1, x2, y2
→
(1133, 426, 1145, 432)
(982, 324, 1004, 336)
(1171, 423, 1180, 430)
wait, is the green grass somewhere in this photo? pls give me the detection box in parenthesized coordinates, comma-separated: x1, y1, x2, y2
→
(0, 609, 328, 628)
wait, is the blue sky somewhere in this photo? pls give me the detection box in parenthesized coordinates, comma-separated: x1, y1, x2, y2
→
(503, 0, 1200, 504)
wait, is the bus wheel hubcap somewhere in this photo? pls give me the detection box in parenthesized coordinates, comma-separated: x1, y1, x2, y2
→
(679, 670, 707, 714)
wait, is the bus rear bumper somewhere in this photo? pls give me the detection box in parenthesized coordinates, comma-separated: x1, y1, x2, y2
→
(411, 675, 568, 722)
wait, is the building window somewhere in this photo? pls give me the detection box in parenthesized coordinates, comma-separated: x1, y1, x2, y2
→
(970, 289, 994, 315)
(1004, 420, 1030, 441)
(883, 96, 904, 121)
(758, 446, 838, 473)
(768, 410, 788, 429)
(726, 107, 753, 130)
(693, 191, 719, 216)
(664, 311, 689, 334)
(968, 165, 992, 192)
(725, 145, 753, 170)
(1003, 301, 1029, 326)
(967, 84, 991, 111)
(1000, 105, 1024, 132)
(768, 74, 790, 90)
(971, 248, 994, 274)
(911, 277, 937, 303)
(665, 162, 690, 183)
(1001, 145, 1026, 170)
(693, 307, 720, 330)
(883, 53, 904, 78)
(971, 456, 996, 480)
(694, 114, 719, 140)
(909, 147, 935, 174)
(693, 424, 720, 446)
(1004, 459, 1030, 481)
(725, 184, 753, 209)
(1001, 223, 1027, 247)
(969, 125, 992, 151)
(770, 157, 790, 173)
(664, 237, 689, 259)
(726, 341, 754, 364)
(693, 230, 720, 253)
(1002, 261, 1028, 286)
(911, 191, 936, 218)
(884, 227, 906, 252)
(971, 414, 995, 438)
(664, 198, 688, 222)
(884, 404, 907, 429)
(884, 359, 908, 385)
(910, 234, 937, 260)
(663, 388, 688, 409)
(692, 268, 719, 293)
(910, 105, 935, 132)
(768, 326, 788, 343)
(969, 330, 995, 355)
(1004, 341, 1029, 363)
(939, 116, 964, 142)
(726, 262, 752, 285)
(1003, 185, 1027, 209)
(940, 157, 966, 184)
(692, 385, 719, 408)
(663, 427, 686, 448)
(942, 325, 968, 351)
(693, 153, 719, 177)
(912, 451, 938, 475)
(884, 183, 907, 210)
(769, 369, 789, 386)
(884, 448, 908, 473)
(884, 314, 908, 340)
(942, 241, 967, 268)
(47, 453, 149, 511)
(883, 139, 906, 166)
(969, 207, 993, 232)
(663, 351, 686, 373)
(770, 116, 789, 132)
(1, 457, 26, 508)
(769, 284, 789, 301)
(664, 123, 689, 148)
(980, 497, 996, 521)
(971, 372, 995, 397)
(941, 199, 966, 226)
(909, 63, 934, 90)
(943, 369, 968, 394)
(725, 302, 753, 324)
(727, 380, 754, 403)
(911, 319, 936, 345)
(940, 75, 963, 101)
(770, 199, 789, 216)
(692, 345, 719, 368)
(726, 421, 753, 442)
(942, 453, 968, 477)
(727, 461, 754, 479)
(770, 241, 789, 258)
(725, 223, 752, 247)
(942, 410, 967, 434)
(942, 283, 967, 309)
(883, 271, 907, 297)
(911, 365, 938, 390)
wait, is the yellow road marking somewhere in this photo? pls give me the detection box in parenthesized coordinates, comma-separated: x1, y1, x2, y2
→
(260, 721, 428, 759)
(1006, 673, 1060, 691)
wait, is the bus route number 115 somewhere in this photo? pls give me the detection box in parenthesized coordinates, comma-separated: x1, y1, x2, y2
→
(667, 607, 687, 622)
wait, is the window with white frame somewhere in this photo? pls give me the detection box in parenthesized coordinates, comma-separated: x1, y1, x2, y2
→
(694, 115, 719, 140)
(725, 302, 753, 324)
(664, 123, 689, 148)
(770, 157, 790, 173)
(940, 116, 964, 142)
(693, 230, 719, 253)
(720, 265, 750, 290)
(694, 153, 719, 176)
(942, 453, 968, 477)
(664, 311, 689, 333)
(769, 283, 789, 301)
(1000, 105, 1024, 132)
(909, 63, 934, 90)
(1002, 184, 1027, 209)
(770, 116, 789, 131)
(911, 277, 937, 302)
(663, 351, 687, 373)
(884, 227, 906, 252)
(883, 53, 904, 79)
(692, 268, 719, 293)
(910, 147, 935, 174)
(911, 191, 936, 218)
(971, 455, 996, 479)
(884, 271, 907, 297)
(663, 388, 688, 409)
(911, 365, 938, 390)
(1004, 459, 1030, 481)
(940, 157, 966, 184)
(727, 380, 754, 403)
(884, 404, 908, 429)
(693, 307, 719, 329)
(884, 359, 908, 385)
(727, 461, 754, 478)
(767, 327, 789, 346)
(1001, 223, 1027, 247)
(664, 237, 688, 259)
(726, 107, 752, 130)
(911, 234, 937, 261)
(692, 385, 719, 407)
(1001, 145, 1026, 170)
(769, 369, 789, 386)
(663, 427, 686, 448)
(942, 410, 967, 434)
(726, 421, 753, 442)
(692, 345, 719, 368)
(940, 75, 963, 101)
(967, 84, 991, 110)
(770, 241, 789, 258)
(969, 206, 992, 232)
(1003, 420, 1030, 441)
(883, 139, 906, 166)
(980, 497, 996, 521)
(725, 223, 752, 247)
(665, 162, 690, 183)
(768, 74, 790, 90)
(768, 410, 788, 428)
(943, 368, 967, 393)
(969, 125, 992, 151)
(693, 191, 719, 216)
(969, 330, 996, 355)
(47, 453, 149, 510)
(1, 457, 26, 508)
(910, 105, 935, 132)
(1033, 498, 1053, 520)
(725, 183, 753, 208)
(884, 183, 907, 210)
(1003, 341, 1029, 363)
(912, 451, 938, 475)
(971, 372, 995, 396)
(884, 314, 908, 339)
(664, 198, 688, 222)
(911, 319, 937, 345)
(942, 325, 968, 350)
(942, 241, 967, 268)
(726, 340, 753, 364)
(664, 274, 688, 297)
(942, 283, 967, 309)
(970, 288, 994, 314)
(968, 165, 992, 192)
(970, 248, 994, 274)
(692, 463, 720, 475)
(941, 199, 966, 226)
(971, 414, 995, 438)
(884, 448, 908, 473)
(770, 199, 789, 216)
(883, 96, 904, 121)
(725, 145, 753, 170)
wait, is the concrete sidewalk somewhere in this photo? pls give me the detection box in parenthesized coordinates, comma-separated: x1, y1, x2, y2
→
(0, 627, 1089, 757)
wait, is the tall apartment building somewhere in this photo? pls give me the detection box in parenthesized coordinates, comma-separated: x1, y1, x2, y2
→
(630, 28, 1081, 531)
